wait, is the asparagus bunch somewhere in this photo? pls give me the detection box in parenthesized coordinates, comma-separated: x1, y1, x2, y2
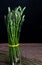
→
(5, 6, 26, 65)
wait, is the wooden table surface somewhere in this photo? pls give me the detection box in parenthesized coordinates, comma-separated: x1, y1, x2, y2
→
(0, 43, 42, 61)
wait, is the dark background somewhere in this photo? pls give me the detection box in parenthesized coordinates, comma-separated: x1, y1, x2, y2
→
(0, 0, 42, 43)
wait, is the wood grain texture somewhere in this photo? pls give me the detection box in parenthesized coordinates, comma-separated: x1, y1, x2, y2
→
(0, 43, 42, 65)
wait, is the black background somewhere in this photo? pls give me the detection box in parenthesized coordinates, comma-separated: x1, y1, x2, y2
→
(0, 0, 42, 43)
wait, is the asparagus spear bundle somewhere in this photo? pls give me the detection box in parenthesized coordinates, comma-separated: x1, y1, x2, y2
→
(5, 6, 26, 65)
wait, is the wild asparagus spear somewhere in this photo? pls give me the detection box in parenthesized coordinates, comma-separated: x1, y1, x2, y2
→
(5, 6, 26, 65)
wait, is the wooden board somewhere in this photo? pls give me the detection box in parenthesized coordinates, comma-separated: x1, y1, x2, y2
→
(0, 49, 42, 65)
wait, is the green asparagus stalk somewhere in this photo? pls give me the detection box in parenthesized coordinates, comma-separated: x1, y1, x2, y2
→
(5, 6, 26, 65)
